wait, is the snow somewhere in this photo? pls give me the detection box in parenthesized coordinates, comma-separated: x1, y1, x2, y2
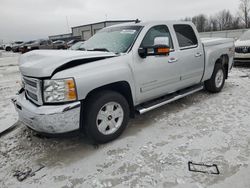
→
(0, 51, 20, 133)
(1, 50, 250, 188)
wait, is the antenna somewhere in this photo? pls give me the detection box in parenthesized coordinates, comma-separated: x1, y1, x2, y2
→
(66, 16, 70, 33)
(135, 19, 141, 23)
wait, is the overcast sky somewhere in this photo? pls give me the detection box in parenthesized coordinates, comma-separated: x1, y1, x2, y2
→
(0, 0, 240, 42)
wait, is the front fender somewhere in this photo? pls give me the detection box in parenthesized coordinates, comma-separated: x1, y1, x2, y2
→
(53, 55, 136, 104)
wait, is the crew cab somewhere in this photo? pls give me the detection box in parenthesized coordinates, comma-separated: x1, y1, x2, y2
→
(13, 21, 235, 143)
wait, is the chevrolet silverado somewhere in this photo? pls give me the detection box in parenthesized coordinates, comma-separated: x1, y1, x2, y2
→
(13, 21, 235, 143)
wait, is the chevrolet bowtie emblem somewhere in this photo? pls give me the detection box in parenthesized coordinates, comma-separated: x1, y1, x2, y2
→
(243, 47, 248, 53)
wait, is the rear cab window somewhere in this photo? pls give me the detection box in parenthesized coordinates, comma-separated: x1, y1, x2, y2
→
(173, 24, 198, 50)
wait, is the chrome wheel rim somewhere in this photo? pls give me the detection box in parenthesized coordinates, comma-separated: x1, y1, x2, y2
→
(215, 69, 224, 88)
(96, 102, 124, 135)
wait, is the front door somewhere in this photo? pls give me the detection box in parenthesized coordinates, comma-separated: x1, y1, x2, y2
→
(133, 25, 183, 103)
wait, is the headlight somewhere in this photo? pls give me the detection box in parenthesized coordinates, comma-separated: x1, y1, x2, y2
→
(43, 78, 77, 103)
(27, 46, 31, 49)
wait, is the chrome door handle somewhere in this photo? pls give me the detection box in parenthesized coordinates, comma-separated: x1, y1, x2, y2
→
(168, 57, 178, 63)
(195, 53, 202, 57)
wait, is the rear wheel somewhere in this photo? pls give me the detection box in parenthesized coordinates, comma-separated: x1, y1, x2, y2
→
(83, 91, 130, 143)
(205, 63, 225, 93)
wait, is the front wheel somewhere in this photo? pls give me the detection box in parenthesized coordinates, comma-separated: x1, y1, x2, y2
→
(83, 91, 130, 143)
(205, 63, 226, 93)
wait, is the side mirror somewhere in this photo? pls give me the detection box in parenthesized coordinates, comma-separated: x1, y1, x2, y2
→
(138, 45, 170, 58)
(138, 37, 170, 58)
(138, 47, 147, 58)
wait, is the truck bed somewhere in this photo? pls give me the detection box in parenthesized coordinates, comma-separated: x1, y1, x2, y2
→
(201, 37, 234, 47)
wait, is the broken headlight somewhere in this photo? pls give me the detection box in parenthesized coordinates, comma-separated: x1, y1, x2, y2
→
(43, 78, 77, 103)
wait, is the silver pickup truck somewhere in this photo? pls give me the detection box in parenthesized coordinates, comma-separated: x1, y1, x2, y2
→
(13, 21, 235, 143)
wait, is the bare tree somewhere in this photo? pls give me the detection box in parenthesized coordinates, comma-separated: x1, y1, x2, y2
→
(207, 16, 219, 31)
(216, 10, 233, 30)
(182, 17, 192, 22)
(239, 0, 250, 28)
(179, 1, 250, 32)
(232, 16, 242, 29)
(192, 14, 207, 32)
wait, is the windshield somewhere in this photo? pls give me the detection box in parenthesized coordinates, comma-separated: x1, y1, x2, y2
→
(239, 30, 250, 41)
(79, 26, 142, 53)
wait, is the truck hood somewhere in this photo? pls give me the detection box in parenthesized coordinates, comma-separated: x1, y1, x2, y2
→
(19, 50, 117, 77)
(235, 40, 250, 47)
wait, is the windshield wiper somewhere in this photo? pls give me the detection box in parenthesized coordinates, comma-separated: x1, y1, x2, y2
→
(78, 47, 86, 51)
(87, 48, 110, 52)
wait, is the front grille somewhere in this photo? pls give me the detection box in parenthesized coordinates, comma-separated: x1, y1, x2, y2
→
(23, 76, 42, 105)
(23, 77, 37, 88)
(26, 90, 38, 101)
(235, 46, 250, 54)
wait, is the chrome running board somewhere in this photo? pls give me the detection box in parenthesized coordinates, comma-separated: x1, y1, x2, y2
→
(137, 85, 204, 114)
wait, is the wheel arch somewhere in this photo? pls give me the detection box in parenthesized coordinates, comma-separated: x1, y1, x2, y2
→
(203, 51, 230, 82)
(209, 54, 229, 80)
(220, 54, 229, 79)
(82, 81, 135, 118)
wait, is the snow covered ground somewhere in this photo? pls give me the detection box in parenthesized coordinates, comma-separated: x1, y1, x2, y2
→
(0, 51, 250, 188)
(0, 51, 19, 133)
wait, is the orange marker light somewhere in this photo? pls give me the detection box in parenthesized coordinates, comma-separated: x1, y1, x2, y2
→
(66, 79, 77, 100)
(157, 47, 170, 54)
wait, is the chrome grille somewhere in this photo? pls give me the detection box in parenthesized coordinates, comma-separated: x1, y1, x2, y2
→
(235, 46, 250, 54)
(23, 76, 43, 105)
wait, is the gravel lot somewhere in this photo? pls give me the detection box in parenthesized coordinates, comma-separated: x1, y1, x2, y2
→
(0, 51, 250, 188)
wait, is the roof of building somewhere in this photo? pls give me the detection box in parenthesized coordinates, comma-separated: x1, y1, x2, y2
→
(49, 33, 72, 38)
(71, 20, 137, 29)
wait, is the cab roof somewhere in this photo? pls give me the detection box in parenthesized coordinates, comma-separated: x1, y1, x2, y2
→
(107, 20, 194, 28)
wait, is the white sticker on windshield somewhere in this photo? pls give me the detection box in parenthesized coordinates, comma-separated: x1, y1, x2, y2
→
(120, 30, 136, 34)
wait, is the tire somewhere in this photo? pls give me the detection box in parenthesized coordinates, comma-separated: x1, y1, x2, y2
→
(5, 47, 11, 51)
(205, 63, 225, 93)
(83, 91, 130, 143)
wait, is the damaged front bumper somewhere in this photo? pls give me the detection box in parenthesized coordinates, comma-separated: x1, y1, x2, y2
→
(12, 92, 81, 134)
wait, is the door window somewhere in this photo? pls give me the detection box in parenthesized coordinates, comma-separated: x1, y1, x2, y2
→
(173, 24, 198, 49)
(141, 25, 174, 49)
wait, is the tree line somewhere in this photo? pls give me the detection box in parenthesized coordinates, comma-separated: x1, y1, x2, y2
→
(182, 0, 250, 32)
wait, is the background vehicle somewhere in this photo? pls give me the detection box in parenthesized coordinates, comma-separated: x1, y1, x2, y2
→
(53, 40, 66, 49)
(19, 40, 35, 53)
(20, 39, 54, 53)
(4, 41, 23, 51)
(234, 30, 250, 64)
(12, 42, 25, 52)
(3, 44, 12, 51)
(13, 21, 234, 143)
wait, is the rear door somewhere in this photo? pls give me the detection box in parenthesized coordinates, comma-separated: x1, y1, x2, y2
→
(173, 24, 204, 87)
